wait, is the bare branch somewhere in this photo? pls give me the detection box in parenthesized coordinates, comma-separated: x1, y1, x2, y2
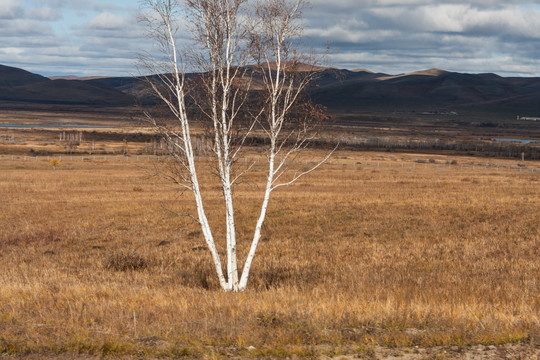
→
(161, 205, 201, 225)
(271, 144, 337, 191)
(139, 0, 332, 292)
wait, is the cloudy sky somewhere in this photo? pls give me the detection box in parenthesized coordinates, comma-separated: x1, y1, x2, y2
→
(2, 0, 540, 77)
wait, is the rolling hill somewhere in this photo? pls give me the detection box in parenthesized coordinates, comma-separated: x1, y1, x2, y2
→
(310, 68, 540, 116)
(0, 64, 133, 106)
(2, 63, 540, 118)
(0, 64, 50, 87)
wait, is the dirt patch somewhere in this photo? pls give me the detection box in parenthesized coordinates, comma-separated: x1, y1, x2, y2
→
(360, 343, 539, 360)
(1, 343, 538, 359)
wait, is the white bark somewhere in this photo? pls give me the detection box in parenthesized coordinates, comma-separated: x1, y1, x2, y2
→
(140, 0, 230, 289)
(189, 0, 248, 291)
(239, 0, 335, 290)
(238, 149, 274, 290)
(141, 0, 332, 292)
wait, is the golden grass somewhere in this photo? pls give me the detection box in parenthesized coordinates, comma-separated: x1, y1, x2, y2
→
(0, 151, 539, 357)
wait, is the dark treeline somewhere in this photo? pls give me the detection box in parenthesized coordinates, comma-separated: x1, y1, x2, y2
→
(330, 135, 540, 160)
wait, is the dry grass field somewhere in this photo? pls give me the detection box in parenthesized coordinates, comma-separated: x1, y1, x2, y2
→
(0, 148, 539, 358)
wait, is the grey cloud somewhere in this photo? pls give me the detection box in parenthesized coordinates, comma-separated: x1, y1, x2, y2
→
(0, 0, 24, 19)
(0, 0, 144, 76)
(302, 0, 540, 75)
(4, 0, 540, 77)
(368, 4, 540, 38)
(310, 0, 540, 6)
(0, 18, 54, 36)
(28, 7, 62, 21)
(30, 0, 126, 12)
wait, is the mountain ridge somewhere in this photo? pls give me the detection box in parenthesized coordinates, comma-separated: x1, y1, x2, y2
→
(0, 64, 133, 106)
(2, 63, 540, 117)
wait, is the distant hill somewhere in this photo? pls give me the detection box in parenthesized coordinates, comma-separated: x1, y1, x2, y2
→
(310, 68, 540, 117)
(0, 64, 49, 87)
(0, 64, 133, 106)
(2, 63, 540, 118)
(48, 75, 110, 81)
(85, 76, 149, 99)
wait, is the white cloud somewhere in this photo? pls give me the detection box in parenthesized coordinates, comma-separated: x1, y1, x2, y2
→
(87, 11, 127, 30)
(370, 4, 469, 32)
(367, 4, 540, 38)
(1, 47, 24, 55)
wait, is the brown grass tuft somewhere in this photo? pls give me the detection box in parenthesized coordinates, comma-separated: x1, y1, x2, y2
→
(104, 252, 150, 271)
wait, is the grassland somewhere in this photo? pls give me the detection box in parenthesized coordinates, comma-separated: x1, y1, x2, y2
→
(0, 148, 539, 358)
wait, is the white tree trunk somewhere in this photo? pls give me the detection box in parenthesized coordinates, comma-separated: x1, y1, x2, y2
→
(224, 182, 239, 290)
(192, 183, 228, 289)
(141, 0, 329, 292)
(239, 150, 275, 290)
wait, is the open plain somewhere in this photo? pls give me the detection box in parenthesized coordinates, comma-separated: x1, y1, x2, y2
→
(0, 120, 539, 358)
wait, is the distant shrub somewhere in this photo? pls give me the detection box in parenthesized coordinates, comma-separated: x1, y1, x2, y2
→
(30, 148, 52, 156)
(50, 157, 60, 170)
(478, 122, 498, 128)
(105, 252, 149, 271)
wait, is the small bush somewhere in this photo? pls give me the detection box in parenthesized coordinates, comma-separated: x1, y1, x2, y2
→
(30, 148, 52, 156)
(50, 158, 60, 169)
(105, 252, 149, 271)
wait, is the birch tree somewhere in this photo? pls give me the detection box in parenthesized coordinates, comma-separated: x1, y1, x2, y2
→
(139, 0, 333, 292)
